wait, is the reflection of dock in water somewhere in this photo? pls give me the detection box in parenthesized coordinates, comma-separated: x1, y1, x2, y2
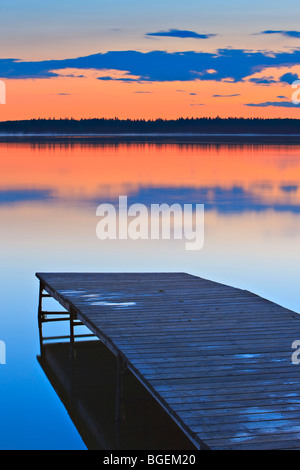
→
(37, 340, 193, 449)
(36, 272, 300, 450)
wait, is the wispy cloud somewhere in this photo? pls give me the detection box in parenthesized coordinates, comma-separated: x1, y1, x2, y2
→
(247, 72, 299, 86)
(248, 77, 276, 84)
(245, 101, 299, 108)
(97, 76, 138, 82)
(258, 30, 300, 38)
(212, 93, 240, 97)
(279, 72, 299, 84)
(145, 29, 216, 39)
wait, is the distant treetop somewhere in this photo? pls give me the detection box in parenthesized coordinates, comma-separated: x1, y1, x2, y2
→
(0, 117, 299, 134)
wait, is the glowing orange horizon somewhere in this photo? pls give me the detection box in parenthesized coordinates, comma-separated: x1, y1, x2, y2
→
(0, 64, 300, 121)
(1, 142, 300, 207)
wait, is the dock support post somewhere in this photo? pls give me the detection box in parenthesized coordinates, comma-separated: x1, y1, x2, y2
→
(37, 281, 45, 356)
(69, 308, 76, 359)
(115, 353, 126, 448)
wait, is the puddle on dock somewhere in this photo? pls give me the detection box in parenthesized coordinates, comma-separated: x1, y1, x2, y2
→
(89, 301, 136, 307)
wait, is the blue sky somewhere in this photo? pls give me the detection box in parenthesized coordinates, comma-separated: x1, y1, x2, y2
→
(1, 0, 300, 59)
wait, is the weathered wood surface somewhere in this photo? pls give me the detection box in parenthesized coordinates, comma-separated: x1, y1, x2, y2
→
(36, 272, 300, 450)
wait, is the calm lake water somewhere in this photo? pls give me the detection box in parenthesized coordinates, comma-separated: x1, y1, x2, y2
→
(1, 140, 300, 449)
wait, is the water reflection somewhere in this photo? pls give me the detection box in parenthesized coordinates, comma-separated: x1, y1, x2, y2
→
(1, 142, 300, 211)
(37, 339, 195, 450)
(1, 140, 300, 449)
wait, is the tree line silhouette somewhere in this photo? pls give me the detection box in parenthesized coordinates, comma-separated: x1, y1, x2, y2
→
(0, 117, 300, 134)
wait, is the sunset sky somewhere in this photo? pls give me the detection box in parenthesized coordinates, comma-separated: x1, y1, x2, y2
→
(1, 0, 300, 120)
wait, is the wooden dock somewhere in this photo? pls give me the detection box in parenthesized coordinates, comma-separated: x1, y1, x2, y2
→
(36, 272, 300, 450)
